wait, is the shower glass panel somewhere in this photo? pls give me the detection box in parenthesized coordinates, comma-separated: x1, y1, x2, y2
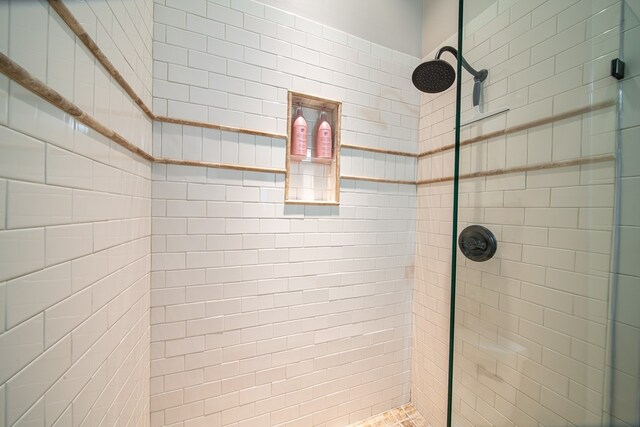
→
(449, 0, 634, 425)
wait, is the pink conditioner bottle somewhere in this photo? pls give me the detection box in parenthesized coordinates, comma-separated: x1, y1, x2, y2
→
(316, 110, 332, 159)
(291, 105, 307, 157)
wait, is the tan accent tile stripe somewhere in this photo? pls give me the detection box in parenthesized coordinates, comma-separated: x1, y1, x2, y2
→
(48, 0, 155, 120)
(289, 90, 341, 107)
(416, 154, 615, 185)
(0, 52, 618, 189)
(284, 200, 340, 206)
(340, 175, 417, 185)
(155, 116, 287, 140)
(341, 143, 418, 158)
(155, 157, 286, 174)
(418, 100, 616, 159)
(0, 52, 155, 162)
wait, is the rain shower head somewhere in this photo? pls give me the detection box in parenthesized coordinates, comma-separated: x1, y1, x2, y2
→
(412, 59, 456, 94)
(412, 46, 488, 107)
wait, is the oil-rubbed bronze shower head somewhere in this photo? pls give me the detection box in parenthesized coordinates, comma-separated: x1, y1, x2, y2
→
(412, 59, 456, 93)
(412, 46, 488, 107)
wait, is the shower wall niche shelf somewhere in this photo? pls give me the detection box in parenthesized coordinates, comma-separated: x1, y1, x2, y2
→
(285, 91, 342, 205)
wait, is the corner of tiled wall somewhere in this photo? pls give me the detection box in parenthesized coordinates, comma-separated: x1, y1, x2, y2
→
(0, 0, 154, 425)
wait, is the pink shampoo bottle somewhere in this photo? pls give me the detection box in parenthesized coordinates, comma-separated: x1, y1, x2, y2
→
(291, 105, 307, 157)
(315, 110, 332, 159)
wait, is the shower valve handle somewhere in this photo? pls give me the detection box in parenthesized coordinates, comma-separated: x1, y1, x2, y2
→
(458, 225, 497, 262)
(461, 238, 487, 251)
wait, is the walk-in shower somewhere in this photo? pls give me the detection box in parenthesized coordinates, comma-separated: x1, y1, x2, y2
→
(412, 1, 639, 427)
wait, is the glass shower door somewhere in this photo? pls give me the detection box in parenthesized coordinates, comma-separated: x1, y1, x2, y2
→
(448, 0, 634, 425)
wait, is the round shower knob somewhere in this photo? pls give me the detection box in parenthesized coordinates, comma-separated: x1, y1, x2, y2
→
(458, 225, 497, 262)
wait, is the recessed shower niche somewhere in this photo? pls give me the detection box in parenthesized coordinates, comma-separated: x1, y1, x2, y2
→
(285, 91, 342, 205)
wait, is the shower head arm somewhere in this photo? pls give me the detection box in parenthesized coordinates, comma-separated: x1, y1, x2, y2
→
(436, 46, 487, 83)
(436, 45, 488, 107)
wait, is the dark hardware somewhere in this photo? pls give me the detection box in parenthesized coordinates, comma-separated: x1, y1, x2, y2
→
(458, 225, 497, 262)
(611, 58, 625, 80)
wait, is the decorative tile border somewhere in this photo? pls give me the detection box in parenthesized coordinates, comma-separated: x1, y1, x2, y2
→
(3, 5, 618, 188)
(416, 154, 615, 185)
(0, 51, 617, 188)
(0, 52, 155, 162)
(417, 101, 616, 159)
(341, 143, 418, 158)
(341, 175, 417, 185)
(154, 157, 286, 174)
(0, 50, 418, 184)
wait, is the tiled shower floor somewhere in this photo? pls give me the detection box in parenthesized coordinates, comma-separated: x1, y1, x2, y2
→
(348, 403, 430, 427)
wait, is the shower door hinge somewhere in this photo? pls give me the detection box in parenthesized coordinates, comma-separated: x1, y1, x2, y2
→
(611, 58, 625, 80)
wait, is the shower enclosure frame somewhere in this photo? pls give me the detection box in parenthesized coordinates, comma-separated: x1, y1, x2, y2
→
(444, 1, 465, 425)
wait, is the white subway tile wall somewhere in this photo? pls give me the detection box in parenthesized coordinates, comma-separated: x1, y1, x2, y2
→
(3, 0, 153, 155)
(151, 167, 416, 426)
(150, 3, 421, 424)
(413, 1, 627, 427)
(0, 0, 154, 426)
(152, 122, 287, 170)
(63, 0, 154, 109)
(152, 0, 421, 155)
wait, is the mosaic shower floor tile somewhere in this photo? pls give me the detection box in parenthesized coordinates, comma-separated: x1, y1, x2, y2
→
(348, 403, 430, 427)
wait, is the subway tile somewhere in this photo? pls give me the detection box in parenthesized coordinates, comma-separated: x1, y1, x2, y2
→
(524, 207, 578, 228)
(501, 259, 545, 285)
(9, 83, 75, 151)
(168, 63, 209, 88)
(0, 228, 45, 282)
(155, 4, 187, 28)
(226, 26, 260, 50)
(546, 268, 608, 300)
(0, 125, 45, 183)
(47, 11, 75, 101)
(618, 226, 640, 278)
(7, 181, 73, 229)
(8, 0, 48, 81)
(154, 41, 189, 65)
(187, 13, 224, 39)
(231, 0, 264, 17)
(548, 228, 612, 254)
(45, 223, 93, 267)
(6, 262, 71, 329)
(44, 287, 92, 349)
(531, 21, 586, 64)
(503, 188, 549, 207)
(6, 336, 71, 425)
(520, 319, 571, 355)
(550, 185, 614, 208)
(169, 99, 209, 122)
(522, 245, 575, 271)
(188, 49, 226, 74)
(46, 145, 94, 190)
(166, 26, 207, 52)
(0, 313, 44, 384)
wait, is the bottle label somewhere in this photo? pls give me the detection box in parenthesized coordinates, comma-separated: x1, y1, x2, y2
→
(291, 125, 307, 156)
(317, 130, 332, 158)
